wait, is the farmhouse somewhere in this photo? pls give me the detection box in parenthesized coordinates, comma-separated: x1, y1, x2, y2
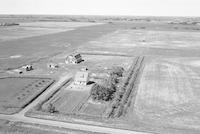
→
(65, 53, 83, 64)
(74, 71, 89, 85)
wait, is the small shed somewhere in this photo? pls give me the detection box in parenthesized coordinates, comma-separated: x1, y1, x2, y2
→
(47, 63, 59, 69)
(65, 53, 83, 64)
(74, 71, 89, 86)
(22, 65, 33, 71)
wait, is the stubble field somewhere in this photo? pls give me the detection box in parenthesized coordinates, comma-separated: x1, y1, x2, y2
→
(134, 57, 200, 130)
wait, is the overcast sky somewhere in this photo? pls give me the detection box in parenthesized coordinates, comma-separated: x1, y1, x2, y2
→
(0, 0, 200, 16)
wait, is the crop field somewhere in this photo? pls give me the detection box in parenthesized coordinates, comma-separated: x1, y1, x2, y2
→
(80, 29, 200, 57)
(0, 77, 54, 114)
(132, 57, 200, 132)
(0, 22, 102, 42)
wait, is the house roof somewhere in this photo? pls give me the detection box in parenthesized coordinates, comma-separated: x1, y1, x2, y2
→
(74, 71, 89, 82)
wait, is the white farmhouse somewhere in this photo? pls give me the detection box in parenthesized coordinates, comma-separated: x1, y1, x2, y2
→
(74, 71, 89, 86)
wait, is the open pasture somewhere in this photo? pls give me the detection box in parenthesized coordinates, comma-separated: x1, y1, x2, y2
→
(0, 77, 54, 114)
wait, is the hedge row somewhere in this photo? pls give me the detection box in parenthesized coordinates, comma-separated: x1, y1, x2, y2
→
(105, 57, 144, 118)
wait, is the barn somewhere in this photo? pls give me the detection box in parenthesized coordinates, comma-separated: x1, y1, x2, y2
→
(65, 53, 83, 64)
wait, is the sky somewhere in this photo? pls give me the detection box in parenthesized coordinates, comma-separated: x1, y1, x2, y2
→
(0, 0, 200, 16)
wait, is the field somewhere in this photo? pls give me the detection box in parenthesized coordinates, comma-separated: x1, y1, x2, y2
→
(132, 57, 200, 132)
(79, 28, 200, 57)
(0, 22, 102, 42)
(0, 77, 54, 114)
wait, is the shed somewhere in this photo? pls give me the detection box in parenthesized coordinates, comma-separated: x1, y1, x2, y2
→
(47, 63, 59, 69)
(22, 65, 33, 71)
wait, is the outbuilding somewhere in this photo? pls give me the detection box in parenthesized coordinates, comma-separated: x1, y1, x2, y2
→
(22, 65, 33, 71)
(47, 63, 59, 69)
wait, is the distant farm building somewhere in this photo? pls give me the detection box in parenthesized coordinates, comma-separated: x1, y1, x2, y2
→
(65, 53, 83, 64)
(47, 63, 59, 69)
(74, 71, 89, 86)
(0, 22, 19, 27)
(22, 65, 33, 71)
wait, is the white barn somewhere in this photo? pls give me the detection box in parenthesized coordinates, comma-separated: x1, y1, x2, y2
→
(65, 53, 83, 64)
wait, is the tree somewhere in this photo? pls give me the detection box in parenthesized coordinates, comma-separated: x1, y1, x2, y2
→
(91, 83, 114, 102)
(90, 66, 124, 102)
(110, 66, 124, 77)
(46, 103, 57, 113)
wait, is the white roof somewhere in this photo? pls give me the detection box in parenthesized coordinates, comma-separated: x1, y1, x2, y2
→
(74, 71, 89, 82)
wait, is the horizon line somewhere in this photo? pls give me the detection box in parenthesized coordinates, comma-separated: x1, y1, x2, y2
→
(0, 14, 200, 18)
